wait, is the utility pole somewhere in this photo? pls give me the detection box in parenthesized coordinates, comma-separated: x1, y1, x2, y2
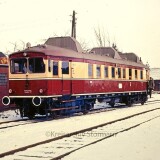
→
(71, 10, 77, 39)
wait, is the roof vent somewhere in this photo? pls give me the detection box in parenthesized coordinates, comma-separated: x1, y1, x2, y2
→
(26, 42, 31, 48)
(45, 36, 83, 53)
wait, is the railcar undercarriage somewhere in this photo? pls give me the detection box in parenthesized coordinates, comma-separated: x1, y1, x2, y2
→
(9, 92, 148, 119)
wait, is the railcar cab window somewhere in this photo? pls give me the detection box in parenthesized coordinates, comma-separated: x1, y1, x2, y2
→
(29, 58, 45, 73)
(62, 61, 69, 74)
(10, 58, 27, 74)
(11, 58, 45, 74)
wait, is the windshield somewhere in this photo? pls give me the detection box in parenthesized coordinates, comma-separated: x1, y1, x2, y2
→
(11, 57, 45, 74)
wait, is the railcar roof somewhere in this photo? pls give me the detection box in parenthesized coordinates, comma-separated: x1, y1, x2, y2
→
(10, 44, 148, 69)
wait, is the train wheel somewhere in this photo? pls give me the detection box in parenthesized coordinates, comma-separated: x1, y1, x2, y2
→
(126, 97, 133, 107)
(22, 99, 35, 119)
(28, 113, 34, 120)
(109, 99, 115, 107)
(82, 110, 88, 115)
(82, 104, 90, 114)
(50, 111, 57, 119)
(28, 106, 36, 119)
(141, 95, 147, 105)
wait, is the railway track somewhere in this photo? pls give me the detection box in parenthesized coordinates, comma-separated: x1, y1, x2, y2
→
(0, 107, 115, 130)
(0, 119, 48, 130)
(1, 106, 160, 159)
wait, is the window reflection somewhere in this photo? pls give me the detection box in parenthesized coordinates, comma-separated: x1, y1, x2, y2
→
(53, 62, 58, 75)
(62, 61, 69, 74)
(11, 58, 27, 74)
(29, 58, 45, 73)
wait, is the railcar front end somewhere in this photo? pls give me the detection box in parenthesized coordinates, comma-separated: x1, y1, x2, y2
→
(2, 51, 49, 118)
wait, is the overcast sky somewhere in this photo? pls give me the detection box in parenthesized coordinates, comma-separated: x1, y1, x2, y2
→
(0, 0, 160, 68)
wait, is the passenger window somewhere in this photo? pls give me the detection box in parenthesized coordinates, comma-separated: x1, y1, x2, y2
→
(104, 66, 108, 78)
(123, 68, 126, 79)
(53, 62, 58, 75)
(88, 64, 93, 77)
(112, 67, 115, 78)
(140, 70, 143, 79)
(118, 68, 121, 78)
(135, 70, 138, 79)
(129, 69, 132, 80)
(96, 65, 101, 78)
(62, 61, 69, 74)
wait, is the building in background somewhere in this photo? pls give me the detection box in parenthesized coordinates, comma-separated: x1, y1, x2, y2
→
(150, 68, 160, 93)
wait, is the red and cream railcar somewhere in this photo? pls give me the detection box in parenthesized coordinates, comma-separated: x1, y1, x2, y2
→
(2, 37, 149, 118)
(0, 52, 8, 111)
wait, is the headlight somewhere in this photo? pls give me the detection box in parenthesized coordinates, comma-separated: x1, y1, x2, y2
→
(9, 89, 13, 93)
(39, 89, 43, 94)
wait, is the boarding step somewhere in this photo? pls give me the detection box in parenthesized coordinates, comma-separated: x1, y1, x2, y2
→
(50, 106, 78, 111)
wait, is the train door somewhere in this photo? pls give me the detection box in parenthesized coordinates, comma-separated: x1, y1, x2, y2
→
(61, 60, 73, 95)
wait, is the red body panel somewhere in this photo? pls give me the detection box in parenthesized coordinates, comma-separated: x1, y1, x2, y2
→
(9, 79, 147, 97)
(0, 65, 8, 109)
(9, 79, 47, 96)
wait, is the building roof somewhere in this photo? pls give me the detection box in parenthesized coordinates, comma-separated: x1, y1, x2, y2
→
(0, 52, 6, 57)
(150, 68, 160, 80)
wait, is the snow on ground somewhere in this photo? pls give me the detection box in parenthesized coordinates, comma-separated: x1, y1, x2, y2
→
(63, 114, 160, 160)
(0, 109, 21, 122)
(0, 94, 160, 154)
(0, 94, 158, 122)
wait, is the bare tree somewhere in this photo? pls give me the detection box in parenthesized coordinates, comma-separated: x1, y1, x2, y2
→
(10, 42, 18, 52)
(78, 38, 90, 52)
(94, 27, 120, 52)
(20, 40, 26, 50)
(9, 40, 28, 52)
(94, 27, 111, 47)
